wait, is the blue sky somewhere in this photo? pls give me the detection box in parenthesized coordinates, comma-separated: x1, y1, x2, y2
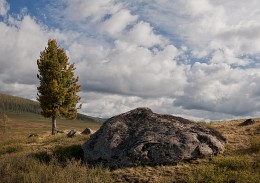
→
(1, 0, 260, 120)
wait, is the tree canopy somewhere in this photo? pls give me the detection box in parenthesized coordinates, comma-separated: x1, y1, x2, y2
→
(37, 39, 81, 134)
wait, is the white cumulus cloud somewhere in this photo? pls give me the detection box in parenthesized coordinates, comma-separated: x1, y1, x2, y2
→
(1, 0, 260, 121)
(0, 0, 9, 16)
(99, 9, 138, 37)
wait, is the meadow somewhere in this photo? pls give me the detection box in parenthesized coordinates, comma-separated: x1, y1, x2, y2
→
(0, 111, 259, 182)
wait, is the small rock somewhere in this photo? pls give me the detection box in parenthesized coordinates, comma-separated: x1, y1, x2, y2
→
(67, 130, 79, 138)
(56, 129, 65, 133)
(239, 119, 255, 126)
(81, 128, 95, 135)
(29, 133, 38, 138)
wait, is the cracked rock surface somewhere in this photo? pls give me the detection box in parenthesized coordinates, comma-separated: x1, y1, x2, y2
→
(82, 108, 226, 168)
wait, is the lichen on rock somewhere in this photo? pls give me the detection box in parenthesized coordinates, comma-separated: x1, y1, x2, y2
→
(82, 108, 226, 168)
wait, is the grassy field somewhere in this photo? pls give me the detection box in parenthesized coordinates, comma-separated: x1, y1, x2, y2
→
(0, 115, 259, 182)
(0, 112, 102, 143)
(0, 92, 102, 136)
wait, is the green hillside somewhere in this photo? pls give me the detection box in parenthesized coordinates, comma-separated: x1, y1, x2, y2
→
(0, 93, 102, 138)
(0, 93, 40, 114)
(0, 93, 101, 123)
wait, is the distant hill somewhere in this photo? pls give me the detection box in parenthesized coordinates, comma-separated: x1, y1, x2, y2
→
(0, 93, 40, 114)
(0, 93, 101, 123)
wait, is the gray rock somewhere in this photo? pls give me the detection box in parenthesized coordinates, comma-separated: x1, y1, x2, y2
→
(239, 119, 255, 126)
(67, 130, 80, 138)
(81, 128, 95, 135)
(82, 108, 226, 168)
(29, 133, 38, 138)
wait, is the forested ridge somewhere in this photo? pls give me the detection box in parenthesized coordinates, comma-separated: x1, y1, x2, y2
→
(0, 93, 40, 114)
(0, 93, 101, 123)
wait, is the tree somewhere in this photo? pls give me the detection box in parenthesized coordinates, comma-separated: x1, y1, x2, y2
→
(37, 39, 81, 135)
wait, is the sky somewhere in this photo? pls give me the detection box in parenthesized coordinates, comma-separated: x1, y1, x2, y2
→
(0, 0, 260, 121)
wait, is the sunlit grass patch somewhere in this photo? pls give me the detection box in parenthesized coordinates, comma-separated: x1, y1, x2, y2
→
(41, 134, 68, 144)
(197, 121, 212, 128)
(182, 164, 260, 183)
(250, 136, 260, 153)
(212, 155, 251, 170)
(40, 133, 89, 146)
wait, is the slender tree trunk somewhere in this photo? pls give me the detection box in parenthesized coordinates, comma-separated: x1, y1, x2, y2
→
(52, 116, 57, 135)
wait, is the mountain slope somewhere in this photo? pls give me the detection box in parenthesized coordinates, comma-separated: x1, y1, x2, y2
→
(0, 93, 101, 123)
(0, 93, 40, 114)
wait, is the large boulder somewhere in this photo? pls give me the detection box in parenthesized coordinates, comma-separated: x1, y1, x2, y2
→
(82, 108, 226, 168)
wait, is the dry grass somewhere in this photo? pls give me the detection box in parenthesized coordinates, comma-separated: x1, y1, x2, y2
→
(0, 112, 101, 144)
(211, 118, 260, 154)
(111, 118, 260, 182)
(0, 134, 112, 183)
(0, 155, 112, 183)
(0, 117, 259, 182)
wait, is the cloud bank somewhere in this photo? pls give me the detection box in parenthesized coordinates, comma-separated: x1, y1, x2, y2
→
(0, 0, 260, 120)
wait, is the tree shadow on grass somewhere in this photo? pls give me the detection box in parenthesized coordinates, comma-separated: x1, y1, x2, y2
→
(31, 144, 84, 165)
(53, 144, 84, 163)
(31, 151, 52, 164)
